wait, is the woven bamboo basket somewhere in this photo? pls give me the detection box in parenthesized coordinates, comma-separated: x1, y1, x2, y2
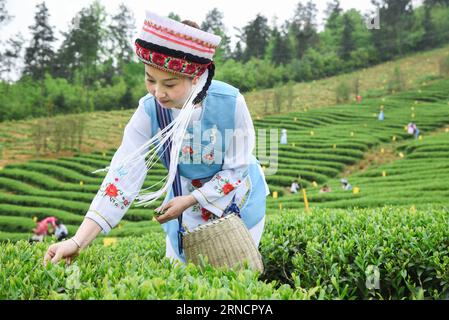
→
(183, 214, 264, 273)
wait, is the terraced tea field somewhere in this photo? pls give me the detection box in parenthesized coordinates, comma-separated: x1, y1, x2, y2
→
(2, 206, 449, 299)
(0, 78, 448, 242)
(1, 45, 448, 169)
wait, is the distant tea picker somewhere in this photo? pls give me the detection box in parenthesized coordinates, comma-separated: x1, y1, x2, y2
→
(407, 122, 420, 139)
(44, 10, 269, 270)
(30, 216, 57, 243)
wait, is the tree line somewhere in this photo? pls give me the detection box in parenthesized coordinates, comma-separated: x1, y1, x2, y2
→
(0, 0, 449, 121)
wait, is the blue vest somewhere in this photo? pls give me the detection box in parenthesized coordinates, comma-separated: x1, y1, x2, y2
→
(142, 80, 267, 262)
(144, 80, 238, 179)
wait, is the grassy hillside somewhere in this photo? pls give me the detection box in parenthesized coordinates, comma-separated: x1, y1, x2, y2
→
(1, 45, 448, 169)
(245, 45, 449, 116)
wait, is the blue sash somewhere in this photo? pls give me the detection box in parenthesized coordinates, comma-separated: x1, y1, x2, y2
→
(154, 101, 185, 254)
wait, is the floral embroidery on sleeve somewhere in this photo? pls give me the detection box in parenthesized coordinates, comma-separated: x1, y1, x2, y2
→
(211, 175, 242, 196)
(99, 177, 131, 210)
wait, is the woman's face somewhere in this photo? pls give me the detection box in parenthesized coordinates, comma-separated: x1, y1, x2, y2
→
(144, 64, 199, 109)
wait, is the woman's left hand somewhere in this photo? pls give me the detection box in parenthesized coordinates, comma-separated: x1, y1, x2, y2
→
(154, 195, 198, 224)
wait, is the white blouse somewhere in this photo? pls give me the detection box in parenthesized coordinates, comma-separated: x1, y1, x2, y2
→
(85, 93, 269, 234)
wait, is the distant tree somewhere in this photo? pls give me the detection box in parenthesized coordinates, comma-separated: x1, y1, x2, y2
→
(339, 13, 355, 60)
(0, 0, 12, 27)
(201, 8, 232, 61)
(232, 41, 244, 61)
(267, 25, 292, 65)
(324, 0, 342, 30)
(168, 12, 181, 21)
(110, 3, 136, 67)
(370, 0, 414, 59)
(420, 4, 437, 49)
(0, 0, 15, 80)
(23, 2, 57, 80)
(53, 0, 107, 85)
(52, 0, 107, 112)
(424, 0, 449, 5)
(289, 1, 319, 59)
(241, 14, 271, 61)
(1, 33, 25, 82)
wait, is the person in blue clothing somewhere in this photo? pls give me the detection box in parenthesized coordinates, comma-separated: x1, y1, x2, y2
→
(414, 126, 420, 139)
(280, 128, 288, 144)
(378, 106, 385, 121)
(44, 11, 269, 267)
(407, 122, 420, 139)
(340, 178, 352, 191)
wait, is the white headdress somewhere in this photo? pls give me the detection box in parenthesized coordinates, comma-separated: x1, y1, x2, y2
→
(94, 11, 221, 207)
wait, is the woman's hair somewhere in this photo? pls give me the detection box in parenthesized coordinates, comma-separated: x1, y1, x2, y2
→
(182, 20, 201, 29)
(180, 19, 215, 105)
(180, 19, 218, 105)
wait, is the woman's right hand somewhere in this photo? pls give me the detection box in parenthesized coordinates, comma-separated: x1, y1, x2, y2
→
(43, 239, 80, 266)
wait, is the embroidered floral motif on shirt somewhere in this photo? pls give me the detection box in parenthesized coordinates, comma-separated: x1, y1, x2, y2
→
(115, 165, 128, 177)
(212, 175, 242, 196)
(99, 178, 130, 210)
(191, 179, 203, 188)
(179, 134, 194, 163)
(182, 146, 193, 155)
(202, 149, 215, 165)
(200, 207, 219, 222)
(178, 127, 221, 166)
(202, 126, 217, 165)
(191, 204, 201, 214)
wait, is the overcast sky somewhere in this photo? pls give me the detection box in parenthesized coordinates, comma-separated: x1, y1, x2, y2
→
(2, 0, 423, 48)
